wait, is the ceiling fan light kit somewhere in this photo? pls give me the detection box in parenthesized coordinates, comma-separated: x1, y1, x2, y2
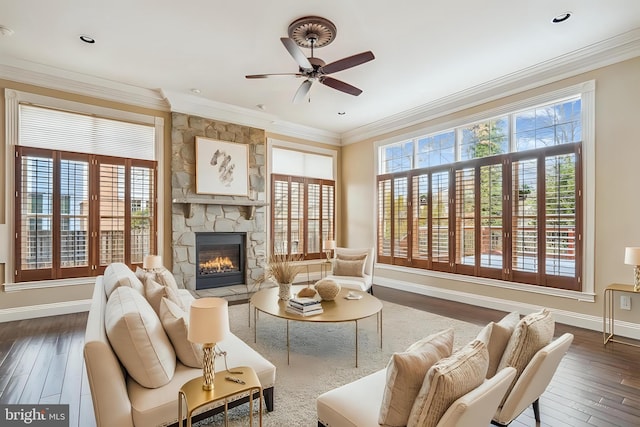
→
(246, 16, 374, 103)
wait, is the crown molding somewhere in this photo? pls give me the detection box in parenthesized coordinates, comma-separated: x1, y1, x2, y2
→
(0, 58, 169, 111)
(341, 28, 640, 145)
(162, 89, 341, 146)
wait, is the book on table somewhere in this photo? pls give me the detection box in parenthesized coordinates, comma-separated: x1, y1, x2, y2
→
(285, 305, 323, 316)
(288, 298, 322, 311)
(288, 296, 320, 307)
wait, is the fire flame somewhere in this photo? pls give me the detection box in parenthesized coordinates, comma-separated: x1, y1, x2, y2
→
(201, 256, 235, 272)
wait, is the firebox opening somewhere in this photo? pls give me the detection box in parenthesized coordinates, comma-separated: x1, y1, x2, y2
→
(195, 232, 246, 289)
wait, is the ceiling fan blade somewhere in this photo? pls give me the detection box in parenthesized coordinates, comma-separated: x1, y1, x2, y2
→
(320, 51, 375, 75)
(321, 77, 363, 96)
(245, 73, 303, 79)
(293, 80, 313, 103)
(281, 37, 312, 70)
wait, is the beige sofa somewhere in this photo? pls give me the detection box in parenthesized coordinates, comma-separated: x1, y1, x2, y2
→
(84, 264, 276, 427)
(317, 309, 573, 427)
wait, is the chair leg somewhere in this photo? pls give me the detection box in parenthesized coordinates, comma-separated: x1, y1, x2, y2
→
(368, 286, 374, 295)
(532, 398, 540, 422)
(491, 421, 508, 427)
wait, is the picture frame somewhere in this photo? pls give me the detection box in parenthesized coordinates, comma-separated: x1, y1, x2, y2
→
(195, 137, 249, 196)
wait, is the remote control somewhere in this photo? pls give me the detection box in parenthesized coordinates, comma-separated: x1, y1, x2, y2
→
(225, 376, 246, 384)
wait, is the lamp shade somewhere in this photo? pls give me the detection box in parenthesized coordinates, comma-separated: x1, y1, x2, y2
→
(188, 297, 229, 344)
(323, 240, 336, 250)
(624, 247, 640, 266)
(143, 255, 163, 269)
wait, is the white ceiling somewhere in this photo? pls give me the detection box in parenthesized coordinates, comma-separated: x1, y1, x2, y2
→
(1, 1, 639, 142)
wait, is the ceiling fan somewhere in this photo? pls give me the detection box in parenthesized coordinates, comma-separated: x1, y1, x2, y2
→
(245, 16, 375, 103)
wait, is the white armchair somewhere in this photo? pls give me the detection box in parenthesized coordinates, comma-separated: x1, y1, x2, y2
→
(324, 247, 375, 294)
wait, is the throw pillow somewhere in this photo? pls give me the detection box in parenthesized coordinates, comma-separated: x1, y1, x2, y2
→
(103, 262, 144, 298)
(476, 311, 520, 378)
(332, 258, 366, 277)
(159, 297, 203, 368)
(155, 267, 180, 292)
(496, 308, 554, 401)
(497, 308, 554, 373)
(144, 277, 186, 316)
(378, 328, 454, 427)
(408, 340, 489, 427)
(105, 286, 176, 388)
(336, 253, 368, 261)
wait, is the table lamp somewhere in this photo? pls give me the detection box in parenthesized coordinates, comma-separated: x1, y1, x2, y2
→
(188, 297, 230, 390)
(143, 255, 163, 271)
(624, 247, 640, 292)
(323, 239, 336, 262)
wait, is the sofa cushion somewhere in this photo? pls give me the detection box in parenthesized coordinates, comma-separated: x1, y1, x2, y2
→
(105, 286, 176, 388)
(497, 308, 554, 379)
(103, 262, 144, 298)
(159, 297, 203, 368)
(317, 369, 387, 427)
(408, 340, 489, 427)
(378, 328, 454, 426)
(476, 311, 520, 378)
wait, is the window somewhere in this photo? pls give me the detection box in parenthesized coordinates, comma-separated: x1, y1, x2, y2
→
(377, 95, 584, 291)
(271, 174, 335, 259)
(270, 147, 335, 259)
(13, 103, 158, 282)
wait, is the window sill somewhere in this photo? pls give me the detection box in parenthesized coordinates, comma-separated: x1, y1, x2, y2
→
(375, 263, 595, 303)
(3, 277, 95, 293)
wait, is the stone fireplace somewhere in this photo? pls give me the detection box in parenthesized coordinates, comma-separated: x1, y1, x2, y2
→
(170, 112, 266, 291)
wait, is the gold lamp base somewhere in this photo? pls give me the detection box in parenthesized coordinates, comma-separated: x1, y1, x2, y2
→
(201, 343, 215, 390)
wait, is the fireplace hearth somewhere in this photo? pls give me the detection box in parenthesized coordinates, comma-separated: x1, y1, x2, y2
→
(195, 232, 246, 289)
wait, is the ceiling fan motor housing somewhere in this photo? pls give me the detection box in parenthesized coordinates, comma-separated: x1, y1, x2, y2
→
(288, 16, 337, 48)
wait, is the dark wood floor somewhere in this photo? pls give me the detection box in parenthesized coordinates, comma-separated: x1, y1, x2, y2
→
(0, 286, 639, 427)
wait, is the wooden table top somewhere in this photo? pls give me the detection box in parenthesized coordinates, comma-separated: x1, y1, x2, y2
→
(250, 285, 382, 323)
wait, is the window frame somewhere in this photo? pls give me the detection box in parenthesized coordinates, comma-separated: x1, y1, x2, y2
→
(270, 173, 335, 260)
(4, 89, 165, 288)
(374, 81, 595, 299)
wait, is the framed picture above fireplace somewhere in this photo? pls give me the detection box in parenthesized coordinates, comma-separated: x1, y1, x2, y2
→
(195, 137, 249, 196)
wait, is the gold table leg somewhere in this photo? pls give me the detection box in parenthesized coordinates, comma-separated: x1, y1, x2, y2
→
(355, 319, 359, 368)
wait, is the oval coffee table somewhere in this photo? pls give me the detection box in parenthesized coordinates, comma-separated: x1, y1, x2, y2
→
(250, 285, 382, 367)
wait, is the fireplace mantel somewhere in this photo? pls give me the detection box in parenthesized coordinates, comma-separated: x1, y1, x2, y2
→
(172, 197, 268, 220)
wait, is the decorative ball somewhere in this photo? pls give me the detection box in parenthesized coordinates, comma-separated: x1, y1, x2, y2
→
(297, 286, 317, 298)
(315, 279, 341, 301)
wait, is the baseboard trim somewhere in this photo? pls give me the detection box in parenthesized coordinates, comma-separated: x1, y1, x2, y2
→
(0, 299, 92, 323)
(374, 278, 640, 341)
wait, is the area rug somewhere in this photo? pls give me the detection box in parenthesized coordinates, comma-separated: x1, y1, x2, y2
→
(197, 300, 481, 426)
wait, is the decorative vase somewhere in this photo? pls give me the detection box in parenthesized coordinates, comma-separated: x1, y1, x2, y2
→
(278, 282, 292, 301)
(315, 279, 341, 301)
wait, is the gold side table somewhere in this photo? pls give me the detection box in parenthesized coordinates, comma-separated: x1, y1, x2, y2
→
(178, 366, 263, 427)
(603, 283, 640, 348)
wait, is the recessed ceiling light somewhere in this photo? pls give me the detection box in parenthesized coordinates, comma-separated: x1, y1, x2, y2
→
(79, 35, 95, 44)
(0, 25, 14, 37)
(552, 12, 572, 24)
(338, 111, 346, 116)
(256, 104, 266, 111)
(190, 88, 201, 94)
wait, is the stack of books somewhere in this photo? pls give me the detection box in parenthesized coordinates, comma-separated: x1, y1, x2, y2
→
(285, 297, 324, 317)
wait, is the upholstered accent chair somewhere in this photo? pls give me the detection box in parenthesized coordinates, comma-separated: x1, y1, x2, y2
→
(491, 333, 574, 426)
(324, 247, 375, 294)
